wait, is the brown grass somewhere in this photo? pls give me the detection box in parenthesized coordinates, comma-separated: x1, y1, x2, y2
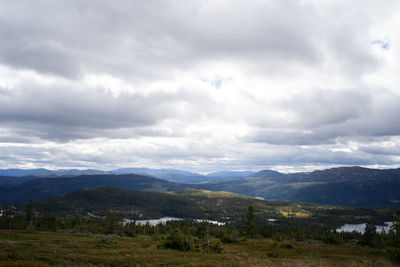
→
(0, 230, 395, 266)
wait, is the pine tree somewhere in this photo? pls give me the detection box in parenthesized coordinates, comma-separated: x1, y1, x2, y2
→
(105, 211, 121, 234)
(25, 200, 35, 224)
(362, 221, 377, 247)
(389, 214, 400, 247)
(25, 200, 36, 231)
(243, 205, 257, 248)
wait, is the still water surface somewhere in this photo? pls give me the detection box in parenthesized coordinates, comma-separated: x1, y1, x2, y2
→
(123, 217, 225, 226)
(336, 222, 393, 233)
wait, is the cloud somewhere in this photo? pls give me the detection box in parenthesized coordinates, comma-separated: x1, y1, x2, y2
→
(0, 0, 400, 172)
(0, 73, 224, 141)
(0, 0, 381, 79)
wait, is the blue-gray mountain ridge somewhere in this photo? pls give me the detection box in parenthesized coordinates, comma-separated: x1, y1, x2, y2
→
(0, 166, 399, 207)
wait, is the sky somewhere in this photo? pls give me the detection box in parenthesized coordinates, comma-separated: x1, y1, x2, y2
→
(1, 0, 400, 173)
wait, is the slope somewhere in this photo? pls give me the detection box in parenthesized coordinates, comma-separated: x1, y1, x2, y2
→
(0, 174, 187, 204)
(197, 166, 400, 207)
(32, 186, 395, 229)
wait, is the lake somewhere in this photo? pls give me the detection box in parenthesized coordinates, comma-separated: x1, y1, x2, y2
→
(336, 222, 393, 233)
(123, 217, 225, 226)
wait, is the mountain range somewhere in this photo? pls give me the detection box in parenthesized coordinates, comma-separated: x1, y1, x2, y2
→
(0, 166, 400, 208)
(197, 166, 400, 207)
(0, 174, 185, 204)
(0, 168, 254, 184)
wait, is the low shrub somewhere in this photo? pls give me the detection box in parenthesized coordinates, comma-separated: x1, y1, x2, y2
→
(158, 227, 193, 251)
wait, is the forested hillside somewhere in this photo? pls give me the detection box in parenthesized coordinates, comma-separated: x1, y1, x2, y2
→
(1, 166, 400, 207)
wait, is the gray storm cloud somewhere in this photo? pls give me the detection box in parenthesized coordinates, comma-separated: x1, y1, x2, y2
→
(0, 0, 380, 78)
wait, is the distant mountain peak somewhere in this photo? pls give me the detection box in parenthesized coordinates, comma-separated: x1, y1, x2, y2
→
(206, 171, 254, 178)
(249, 169, 283, 178)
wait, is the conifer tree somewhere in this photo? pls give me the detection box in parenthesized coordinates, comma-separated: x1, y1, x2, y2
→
(243, 205, 257, 248)
(25, 200, 35, 224)
(361, 221, 377, 247)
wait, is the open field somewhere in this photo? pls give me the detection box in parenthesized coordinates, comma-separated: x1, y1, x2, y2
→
(0, 230, 395, 266)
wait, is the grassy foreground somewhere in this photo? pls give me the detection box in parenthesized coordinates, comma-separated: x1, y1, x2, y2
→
(0, 230, 396, 266)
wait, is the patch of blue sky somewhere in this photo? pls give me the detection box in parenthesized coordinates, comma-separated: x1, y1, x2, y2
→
(372, 39, 390, 50)
(200, 77, 233, 89)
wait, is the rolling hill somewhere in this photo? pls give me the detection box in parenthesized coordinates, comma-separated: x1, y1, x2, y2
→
(32, 186, 395, 229)
(196, 166, 400, 208)
(0, 174, 187, 204)
(34, 186, 261, 220)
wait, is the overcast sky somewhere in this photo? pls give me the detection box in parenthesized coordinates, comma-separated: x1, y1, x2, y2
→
(1, 0, 400, 173)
